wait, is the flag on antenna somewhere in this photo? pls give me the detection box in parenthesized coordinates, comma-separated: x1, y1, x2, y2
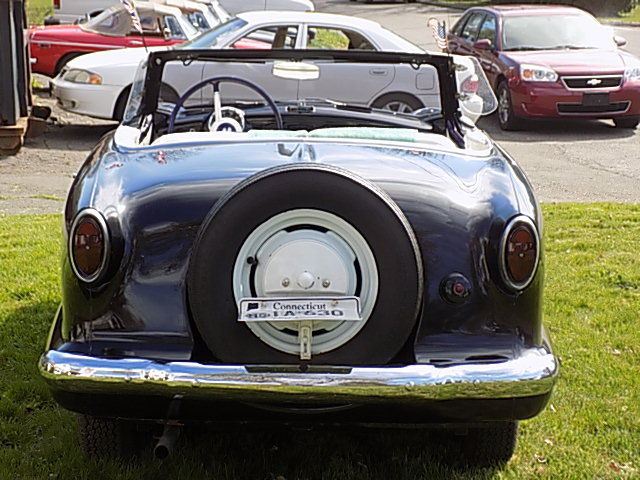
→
(427, 17, 448, 51)
(121, 0, 143, 34)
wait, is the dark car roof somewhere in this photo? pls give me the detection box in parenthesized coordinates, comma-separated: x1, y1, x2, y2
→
(480, 5, 589, 17)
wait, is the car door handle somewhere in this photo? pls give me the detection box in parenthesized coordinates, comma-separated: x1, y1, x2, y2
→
(129, 40, 143, 46)
(369, 68, 389, 76)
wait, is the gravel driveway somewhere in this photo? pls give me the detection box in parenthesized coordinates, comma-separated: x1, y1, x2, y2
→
(1, 0, 639, 214)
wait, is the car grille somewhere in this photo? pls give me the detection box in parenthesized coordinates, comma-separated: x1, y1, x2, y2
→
(557, 102, 630, 114)
(562, 75, 623, 89)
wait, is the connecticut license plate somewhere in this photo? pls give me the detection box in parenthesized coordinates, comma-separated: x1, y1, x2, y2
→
(238, 297, 362, 322)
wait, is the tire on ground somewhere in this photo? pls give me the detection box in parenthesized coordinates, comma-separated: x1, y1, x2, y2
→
(188, 165, 423, 365)
(77, 414, 146, 459)
(613, 116, 640, 129)
(438, 421, 518, 468)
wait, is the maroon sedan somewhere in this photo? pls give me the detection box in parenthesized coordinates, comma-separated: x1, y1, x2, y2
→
(447, 5, 640, 130)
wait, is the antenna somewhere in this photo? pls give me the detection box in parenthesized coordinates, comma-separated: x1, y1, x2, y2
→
(121, 0, 149, 53)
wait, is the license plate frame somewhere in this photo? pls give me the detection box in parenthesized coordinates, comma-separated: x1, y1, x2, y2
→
(238, 297, 362, 323)
(582, 92, 610, 107)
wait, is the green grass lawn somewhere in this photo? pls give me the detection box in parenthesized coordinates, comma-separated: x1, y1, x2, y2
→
(0, 204, 639, 479)
(617, 4, 640, 22)
(26, 0, 52, 25)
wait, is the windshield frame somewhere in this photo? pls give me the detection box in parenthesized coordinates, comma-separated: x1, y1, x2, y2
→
(132, 49, 464, 146)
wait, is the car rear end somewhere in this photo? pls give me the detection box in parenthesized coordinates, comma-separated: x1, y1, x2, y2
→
(38, 50, 557, 466)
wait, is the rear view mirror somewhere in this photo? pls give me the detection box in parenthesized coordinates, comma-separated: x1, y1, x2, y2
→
(474, 39, 493, 51)
(272, 61, 320, 81)
(163, 27, 172, 41)
(614, 36, 627, 47)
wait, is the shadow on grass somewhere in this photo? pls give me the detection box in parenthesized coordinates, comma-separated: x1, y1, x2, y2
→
(148, 426, 504, 480)
(0, 300, 505, 479)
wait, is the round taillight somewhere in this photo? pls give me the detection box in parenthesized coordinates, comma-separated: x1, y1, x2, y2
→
(500, 216, 539, 291)
(69, 209, 108, 283)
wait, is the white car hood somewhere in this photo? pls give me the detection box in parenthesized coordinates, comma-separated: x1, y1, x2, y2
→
(65, 46, 167, 86)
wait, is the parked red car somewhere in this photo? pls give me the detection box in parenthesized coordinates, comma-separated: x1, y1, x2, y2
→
(447, 5, 640, 130)
(29, 2, 198, 77)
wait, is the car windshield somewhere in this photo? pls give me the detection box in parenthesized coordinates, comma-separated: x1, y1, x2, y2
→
(122, 50, 496, 153)
(81, 5, 131, 36)
(186, 11, 210, 30)
(176, 17, 247, 49)
(502, 14, 615, 51)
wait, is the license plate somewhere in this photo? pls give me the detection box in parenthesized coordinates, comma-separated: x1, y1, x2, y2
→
(582, 93, 610, 107)
(238, 297, 362, 322)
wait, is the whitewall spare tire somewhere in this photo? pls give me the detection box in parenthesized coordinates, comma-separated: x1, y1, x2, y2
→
(187, 165, 423, 364)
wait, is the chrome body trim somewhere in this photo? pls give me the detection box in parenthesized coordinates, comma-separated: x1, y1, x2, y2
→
(39, 346, 557, 405)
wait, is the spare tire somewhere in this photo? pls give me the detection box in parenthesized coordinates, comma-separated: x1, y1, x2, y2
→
(188, 165, 423, 364)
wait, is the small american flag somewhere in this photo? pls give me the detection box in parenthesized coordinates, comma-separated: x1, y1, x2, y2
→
(121, 0, 143, 34)
(427, 17, 448, 51)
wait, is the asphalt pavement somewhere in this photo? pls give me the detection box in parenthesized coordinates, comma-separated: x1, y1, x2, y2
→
(0, 0, 639, 214)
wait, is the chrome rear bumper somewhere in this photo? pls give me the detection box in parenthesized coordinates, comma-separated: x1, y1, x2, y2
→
(39, 346, 557, 405)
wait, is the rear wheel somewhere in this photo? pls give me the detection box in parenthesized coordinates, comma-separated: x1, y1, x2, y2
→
(371, 93, 423, 114)
(54, 53, 83, 76)
(497, 81, 522, 131)
(188, 166, 423, 364)
(613, 116, 640, 129)
(438, 421, 518, 467)
(77, 414, 148, 460)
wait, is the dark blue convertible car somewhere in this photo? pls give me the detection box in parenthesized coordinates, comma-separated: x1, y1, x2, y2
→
(39, 49, 557, 466)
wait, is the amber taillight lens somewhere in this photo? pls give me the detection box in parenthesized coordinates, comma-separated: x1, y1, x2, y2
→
(500, 216, 539, 291)
(70, 211, 107, 282)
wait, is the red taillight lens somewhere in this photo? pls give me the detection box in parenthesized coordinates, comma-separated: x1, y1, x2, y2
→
(53, 0, 60, 9)
(70, 211, 107, 282)
(500, 216, 539, 290)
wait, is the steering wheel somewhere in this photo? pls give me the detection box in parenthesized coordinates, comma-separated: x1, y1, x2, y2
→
(167, 76, 284, 134)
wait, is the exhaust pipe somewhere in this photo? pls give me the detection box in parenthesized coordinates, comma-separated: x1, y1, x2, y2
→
(154, 423, 181, 460)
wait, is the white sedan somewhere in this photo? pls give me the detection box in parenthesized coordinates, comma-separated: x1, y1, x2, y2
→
(52, 11, 440, 121)
(45, 0, 312, 24)
(218, 0, 313, 15)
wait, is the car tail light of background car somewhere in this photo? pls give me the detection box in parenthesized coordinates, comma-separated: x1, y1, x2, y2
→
(460, 74, 479, 95)
(53, 0, 60, 9)
(499, 215, 539, 291)
(69, 209, 109, 283)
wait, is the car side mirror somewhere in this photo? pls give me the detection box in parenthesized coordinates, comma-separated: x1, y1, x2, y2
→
(614, 36, 627, 47)
(474, 39, 493, 51)
(163, 27, 172, 41)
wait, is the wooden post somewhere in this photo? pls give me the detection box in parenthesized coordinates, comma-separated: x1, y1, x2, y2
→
(0, 0, 29, 155)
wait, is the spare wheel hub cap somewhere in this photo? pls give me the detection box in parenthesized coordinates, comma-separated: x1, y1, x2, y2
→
(232, 209, 379, 359)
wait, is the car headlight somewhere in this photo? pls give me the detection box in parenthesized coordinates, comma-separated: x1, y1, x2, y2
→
(520, 64, 558, 82)
(624, 66, 640, 81)
(63, 69, 103, 85)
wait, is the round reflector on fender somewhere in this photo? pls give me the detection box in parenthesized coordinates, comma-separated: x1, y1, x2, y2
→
(69, 209, 108, 283)
(499, 215, 539, 291)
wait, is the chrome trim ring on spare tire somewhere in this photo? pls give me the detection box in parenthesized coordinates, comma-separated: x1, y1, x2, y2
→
(233, 208, 379, 357)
